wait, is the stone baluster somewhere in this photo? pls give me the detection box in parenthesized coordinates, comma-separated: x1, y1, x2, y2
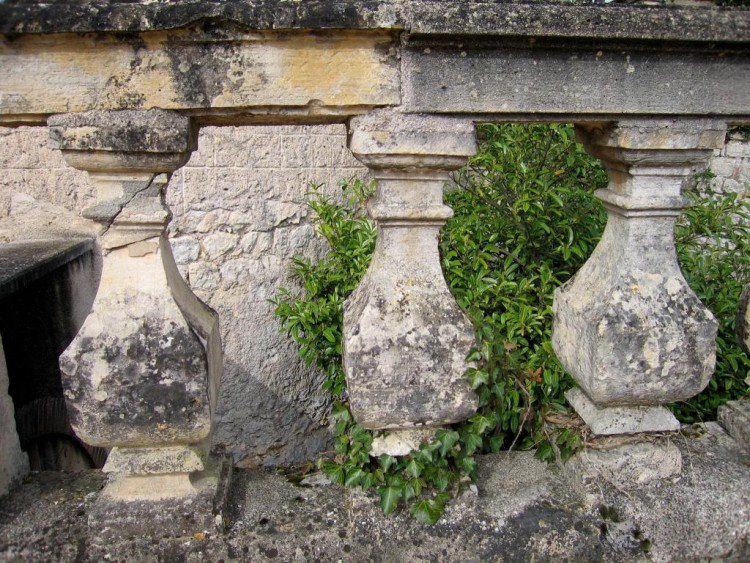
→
(345, 110, 478, 455)
(552, 119, 726, 481)
(48, 110, 226, 537)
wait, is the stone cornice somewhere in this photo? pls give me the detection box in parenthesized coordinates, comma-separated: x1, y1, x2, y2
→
(1, 1, 748, 44)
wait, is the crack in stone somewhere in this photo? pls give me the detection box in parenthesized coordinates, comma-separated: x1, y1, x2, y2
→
(97, 174, 163, 250)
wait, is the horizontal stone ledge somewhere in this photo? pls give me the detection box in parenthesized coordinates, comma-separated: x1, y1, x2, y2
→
(403, 42, 750, 117)
(0, 238, 94, 300)
(0, 29, 400, 119)
(1, 1, 748, 44)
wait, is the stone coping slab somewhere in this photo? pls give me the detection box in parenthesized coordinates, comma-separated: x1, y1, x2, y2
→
(1, 423, 748, 562)
(0, 238, 94, 301)
(1, 1, 748, 43)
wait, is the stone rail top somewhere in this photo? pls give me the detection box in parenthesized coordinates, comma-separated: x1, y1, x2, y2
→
(0, 0, 749, 125)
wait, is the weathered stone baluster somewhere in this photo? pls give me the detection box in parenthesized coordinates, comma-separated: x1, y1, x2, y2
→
(344, 110, 478, 454)
(553, 119, 726, 480)
(48, 110, 226, 536)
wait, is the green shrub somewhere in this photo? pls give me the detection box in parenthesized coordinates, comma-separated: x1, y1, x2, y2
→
(272, 179, 376, 398)
(441, 123, 608, 461)
(672, 171, 750, 421)
(273, 123, 750, 521)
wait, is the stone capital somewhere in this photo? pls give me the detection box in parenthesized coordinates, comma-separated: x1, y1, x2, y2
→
(348, 109, 476, 171)
(48, 109, 195, 173)
(575, 120, 727, 214)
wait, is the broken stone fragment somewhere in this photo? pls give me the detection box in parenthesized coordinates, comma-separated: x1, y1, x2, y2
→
(718, 399, 750, 451)
(569, 440, 682, 486)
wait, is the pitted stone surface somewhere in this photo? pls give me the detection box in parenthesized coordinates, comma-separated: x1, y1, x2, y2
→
(2, 1, 749, 42)
(565, 388, 680, 436)
(3, 428, 750, 562)
(59, 240, 213, 447)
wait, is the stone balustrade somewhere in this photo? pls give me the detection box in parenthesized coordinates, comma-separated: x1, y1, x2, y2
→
(0, 0, 749, 537)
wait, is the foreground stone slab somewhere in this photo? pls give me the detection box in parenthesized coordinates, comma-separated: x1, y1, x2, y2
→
(1, 424, 748, 562)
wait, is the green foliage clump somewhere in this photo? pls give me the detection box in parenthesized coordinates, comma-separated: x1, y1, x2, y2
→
(442, 124, 608, 462)
(673, 171, 750, 422)
(273, 123, 750, 522)
(272, 179, 376, 398)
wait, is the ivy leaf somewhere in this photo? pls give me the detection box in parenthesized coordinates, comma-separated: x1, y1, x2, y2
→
(403, 478, 424, 501)
(344, 468, 365, 487)
(466, 368, 490, 389)
(322, 327, 336, 343)
(458, 456, 477, 475)
(378, 454, 396, 472)
(462, 432, 483, 455)
(378, 486, 402, 515)
(433, 471, 451, 492)
(325, 463, 345, 485)
(438, 431, 460, 457)
(405, 459, 422, 479)
(410, 499, 443, 525)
